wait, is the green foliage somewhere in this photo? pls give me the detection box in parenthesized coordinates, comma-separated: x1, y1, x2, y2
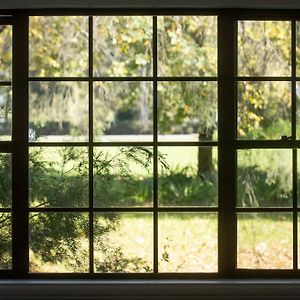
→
(0, 153, 11, 208)
(158, 81, 217, 136)
(93, 16, 152, 77)
(238, 81, 291, 139)
(238, 166, 292, 207)
(158, 16, 217, 76)
(0, 154, 11, 269)
(0, 17, 297, 271)
(28, 146, 159, 271)
(159, 166, 217, 206)
(29, 16, 88, 77)
(238, 21, 290, 77)
(94, 82, 152, 137)
(30, 213, 89, 272)
(93, 146, 153, 207)
(29, 147, 88, 208)
(0, 213, 11, 269)
(0, 25, 12, 80)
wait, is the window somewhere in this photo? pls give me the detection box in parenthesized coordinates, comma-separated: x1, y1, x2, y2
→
(0, 10, 300, 279)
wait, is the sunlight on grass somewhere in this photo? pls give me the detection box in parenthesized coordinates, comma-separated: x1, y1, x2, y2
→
(158, 213, 218, 272)
(237, 213, 293, 269)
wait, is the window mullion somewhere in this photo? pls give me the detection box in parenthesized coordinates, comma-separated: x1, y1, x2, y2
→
(291, 19, 298, 270)
(153, 15, 158, 274)
(88, 15, 94, 274)
(12, 14, 29, 276)
(218, 14, 237, 276)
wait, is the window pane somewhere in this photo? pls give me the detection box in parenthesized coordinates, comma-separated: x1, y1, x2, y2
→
(29, 16, 88, 77)
(29, 147, 88, 208)
(93, 147, 153, 207)
(94, 213, 153, 273)
(237, 213, 292, 269)
(158, 213, 217, 272)
(0, 153, 11, 208)
(157, 16, 217, 77)
(94, 82, 152, 142)
(296, 22, 300, 76)
(93, 16, 152, 77)
(298, 214, 300, 269)
(238, 81, 291, 140)
(296, 82, 300, 140)
(0, 25, 12, 81)
(297, 150, 300, 207)
(238, 21, 291, 76)
(0, 86, 12, 141)
(29, 82, 88, 142)
(237, 149, 292, 207)
(158, 81, 217, 142)
(0, 213, 11, 269)
(158, 147, 217, 206)
(29, 213, 89, 273)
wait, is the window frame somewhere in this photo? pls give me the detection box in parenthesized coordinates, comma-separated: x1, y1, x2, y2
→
(1, 8, 300, 279)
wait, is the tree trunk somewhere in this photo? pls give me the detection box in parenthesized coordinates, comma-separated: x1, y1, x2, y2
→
(198, 128, 213, 178)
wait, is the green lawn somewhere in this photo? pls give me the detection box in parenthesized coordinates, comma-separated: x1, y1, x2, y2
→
(25, 143, 296, 272)
(29, 213, 294, 273)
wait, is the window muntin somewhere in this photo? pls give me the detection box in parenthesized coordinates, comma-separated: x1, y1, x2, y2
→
(236, 19, 298, 271)
(25, 15, 219, 275)
(2, 11, 300, 279)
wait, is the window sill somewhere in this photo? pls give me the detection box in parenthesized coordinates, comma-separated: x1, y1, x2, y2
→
(1, 279, 300, 299)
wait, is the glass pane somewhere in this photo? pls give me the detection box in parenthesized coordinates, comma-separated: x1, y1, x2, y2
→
(238, 21, 291, 76)
(93, 16, 152, 77)
(94, 213, 153, 273)
(0, 213, 11, 269)
(157, 16, 217, 77)
(238, 81, 291, 140)
(158, 213, 217, 272)
(237, 149, 292, 207)
(29, 16, 88, 77)
(296, 22, 300, 76)
(94, 147, 153, 207)
(29, 147, 88, 208)
(94, 82, 152, 142)
(297, 150, 300, 207)
(298, 214, 300, 269)
(0, 153, 11, 208)
(29, 213, 89, 273)
(0, 86, 12, 141)
(0, 25, 12, 81)
(158, 81, 217, 142)
(29, 82, 88, 142)
(237, 213, 292, 269)
(158, 147, 217, 206)
(296, 82, 300, 140)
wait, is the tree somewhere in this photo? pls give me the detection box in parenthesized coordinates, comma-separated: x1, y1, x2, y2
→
(28, 146, 157, 272)
(157, 16, 217, 176)
(0, 15, 293, 271)
(238, 21, 291, 139)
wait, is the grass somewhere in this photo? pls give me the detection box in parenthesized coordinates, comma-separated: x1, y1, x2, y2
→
(237, 213, 293, 269)
(8, 140, 299, 272)
(29, 213, 294, 273)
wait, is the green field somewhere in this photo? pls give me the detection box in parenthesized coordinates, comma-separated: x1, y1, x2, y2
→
(29, 213, 293, 273)
(0, 145, 296, 272)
